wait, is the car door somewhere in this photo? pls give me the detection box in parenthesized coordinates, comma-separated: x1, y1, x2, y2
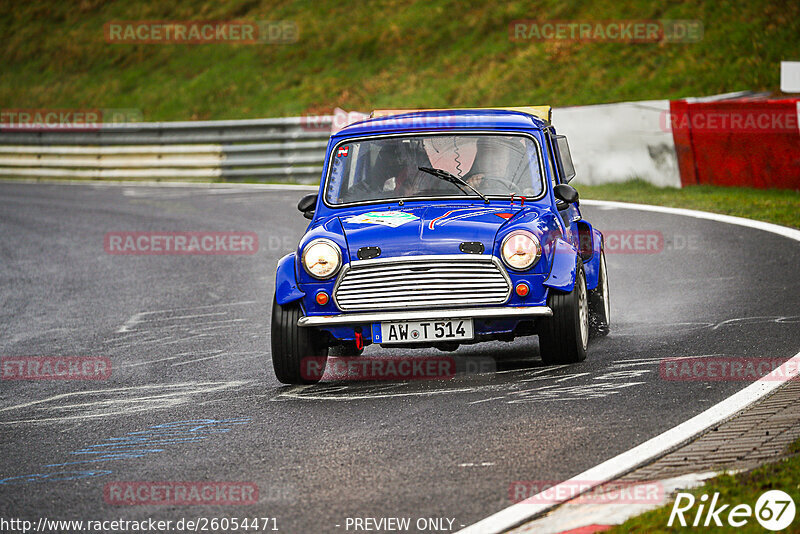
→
(545, 130, 581, 247)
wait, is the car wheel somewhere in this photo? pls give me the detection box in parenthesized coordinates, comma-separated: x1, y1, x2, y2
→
(538, 260, 589, 364)
(589, 248, 610, 338)
(270, 296, 328, 384)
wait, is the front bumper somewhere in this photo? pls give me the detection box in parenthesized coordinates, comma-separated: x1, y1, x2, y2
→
(296, 306, 552, 327)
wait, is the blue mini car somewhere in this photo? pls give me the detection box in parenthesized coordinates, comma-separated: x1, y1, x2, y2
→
(271, 107, 610, 384)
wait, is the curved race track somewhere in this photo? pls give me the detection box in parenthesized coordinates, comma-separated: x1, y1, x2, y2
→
(0, 182, 798, 533)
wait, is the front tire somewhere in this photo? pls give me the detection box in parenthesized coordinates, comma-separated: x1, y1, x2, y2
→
(538, 260, 589, 364)
(271, 297, 328, 384)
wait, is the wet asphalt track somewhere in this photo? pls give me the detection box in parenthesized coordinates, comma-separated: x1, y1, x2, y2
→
(0, 182, 798, 533)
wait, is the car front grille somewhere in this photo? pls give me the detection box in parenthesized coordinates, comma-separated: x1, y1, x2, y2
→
(333, 255, 511, 311)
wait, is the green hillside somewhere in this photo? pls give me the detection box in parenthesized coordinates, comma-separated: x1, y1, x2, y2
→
(1, 0, 797, 121)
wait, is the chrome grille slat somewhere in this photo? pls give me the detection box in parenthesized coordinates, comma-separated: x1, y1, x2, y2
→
(333, 255, 511, 311)
(337, 290, 508, 302)
(338, 278, 508, 291)
(337, 285, 509, 298)
(342, 273, 497, 286)
(341, 266, 498, 279)
(338, 295, 505, 303)
(337, 298, 503, 310)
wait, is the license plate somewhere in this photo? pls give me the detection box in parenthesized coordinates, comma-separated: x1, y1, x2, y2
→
(376, 319, 474, 344)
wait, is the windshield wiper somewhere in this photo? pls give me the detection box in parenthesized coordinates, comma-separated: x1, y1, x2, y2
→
(418, 166, 489, 204)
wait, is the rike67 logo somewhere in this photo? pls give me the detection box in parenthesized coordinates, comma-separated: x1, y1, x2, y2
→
(668, 490, 796, 531)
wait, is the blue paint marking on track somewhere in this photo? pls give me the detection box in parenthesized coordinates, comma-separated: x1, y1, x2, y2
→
(0, 418, 250, 485)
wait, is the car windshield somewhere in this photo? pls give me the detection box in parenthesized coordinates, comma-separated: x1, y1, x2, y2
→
(324, 134, 544, 205)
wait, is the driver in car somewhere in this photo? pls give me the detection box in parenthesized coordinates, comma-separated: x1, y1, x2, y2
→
(465, 172, 485, 189)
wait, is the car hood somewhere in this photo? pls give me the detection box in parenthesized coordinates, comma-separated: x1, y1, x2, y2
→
(337, 204, 527, 261)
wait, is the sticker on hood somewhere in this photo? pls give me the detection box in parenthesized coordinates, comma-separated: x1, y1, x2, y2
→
(344, 211, 419, 228)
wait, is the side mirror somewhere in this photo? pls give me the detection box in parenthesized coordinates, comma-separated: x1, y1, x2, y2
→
(554, 183, 579, 210)
(297, 193, 317, 220)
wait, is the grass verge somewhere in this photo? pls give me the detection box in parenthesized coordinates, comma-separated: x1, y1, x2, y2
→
(2, 1, 798, 120)
(607, 438, 800, 533)
(577, 180, 800, 229)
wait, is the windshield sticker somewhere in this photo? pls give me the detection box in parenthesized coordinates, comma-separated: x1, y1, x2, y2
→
(327, 155, 345, 201)
(336, 145, 349, 157)
(428, 208, 516, 230)
(344, 211, 419, 228)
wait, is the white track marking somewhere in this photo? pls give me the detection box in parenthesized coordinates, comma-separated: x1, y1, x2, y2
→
(167, 351, 225, 367)
(111, 318, 248, 338)
(519, 372, 590, 383)
(468, 397, 508, 405)
(114, 300, 258, 333)
(186, 321, 248, 332)
(171, 350, 260, 367)
(510, 472, 718, 534)
(0, 382, 223, 412)
(159, 334, 212, 345)
(119, 355, 182, 368)
(274, 384, 482, 401)
(609, 354, 722, 368)
(595, 369, 652, 380)
(0, 381, 249, 424)
(507, 382, 646, 403)
(710, 315, 800, 330)
(581, 199, 800, 242)
(116, 312, 144, 333)
(137, 311, 230, 322)
(494, 365, 566, 375)
(115, 308, 251, 334)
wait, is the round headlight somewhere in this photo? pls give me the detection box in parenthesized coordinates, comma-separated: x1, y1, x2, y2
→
(501, 230, 541, 271)
(302, 239, 342, 279)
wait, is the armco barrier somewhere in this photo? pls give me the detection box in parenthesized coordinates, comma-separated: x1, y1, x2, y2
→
(0, 117, 334, 183)
(7, 97, 781, 188)
(670, 97, 800, 190)
(0, 105, 682, 187)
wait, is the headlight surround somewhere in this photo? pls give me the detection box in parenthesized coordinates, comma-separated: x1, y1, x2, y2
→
(301, 238, 342, 279)
(501, 230, 541, 271)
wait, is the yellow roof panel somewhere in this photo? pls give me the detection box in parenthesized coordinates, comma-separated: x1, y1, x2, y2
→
(370, 106, 551, 123)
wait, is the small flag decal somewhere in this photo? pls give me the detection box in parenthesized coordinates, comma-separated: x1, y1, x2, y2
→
(337, 146, 349, 157)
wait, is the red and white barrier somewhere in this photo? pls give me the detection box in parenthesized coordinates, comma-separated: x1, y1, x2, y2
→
(670, 97, 800, 189)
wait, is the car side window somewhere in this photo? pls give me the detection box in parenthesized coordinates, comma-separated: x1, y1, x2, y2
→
(544, 132, 560, 188)
(553, 135, 576, 182)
